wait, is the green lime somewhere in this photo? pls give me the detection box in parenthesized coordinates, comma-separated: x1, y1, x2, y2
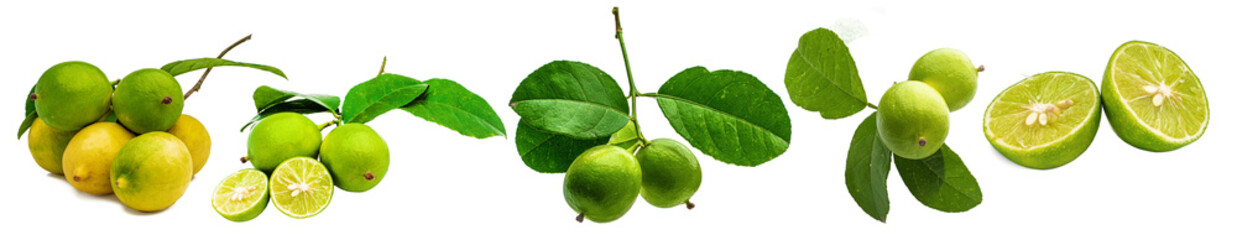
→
(212, 169, 269, 222)
(33, 61, 113, 131)
(113, 68, 184, 134)
(984, 72, 1101, 169)
(909, 48, 982, 111)
(635, 138, 702, 209)
(319, 123, 389, 192)
(564, 145, 642, 223)
(270, 157, 333, 219)
(1102, 41, 1208, 152)
(247, 112, 322, 173)
(876, 81, 950, 160)
(111, 131, 193, 212)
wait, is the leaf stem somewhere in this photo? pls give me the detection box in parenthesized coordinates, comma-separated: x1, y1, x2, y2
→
(378, 56, 388, 76)
(183, 34, 252, 100)
(613, 7, 648, 143)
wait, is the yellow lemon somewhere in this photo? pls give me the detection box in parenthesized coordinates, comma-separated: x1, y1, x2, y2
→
(27, 118, 78, 174)
(167, 114, 211, 175)
(62, 122, 134, 195)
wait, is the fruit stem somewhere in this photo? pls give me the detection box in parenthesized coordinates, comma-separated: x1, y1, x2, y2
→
(576, 213, 585, 223)
(28, 93, 37, 100)
(976, 65, 985, 72)
(685, 199, 696, 210)
(613, 7, 649, 144)
(240, 156, 248, 163)
(317, 120, 340, 131)
(183, 34, 253, 100)
(110, 79, 121, 87)
(378, 56, 388, 76)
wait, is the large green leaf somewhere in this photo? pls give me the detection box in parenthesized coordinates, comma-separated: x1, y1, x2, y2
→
(785, 28, 868, 119)
(160, 58, 287, 79)
(515, 120, 608, 173)
(252, 85, 340, 114)
(894, 144, 982, 212)
(240, 99, 334, 131)
(17, 86, 36, 139)
(509, 60, 629, 139)
(654, 66, 792, 166)
(342, 73, 427, 124)
(845, 113, 891, 222)
(401, 79, 506, 139)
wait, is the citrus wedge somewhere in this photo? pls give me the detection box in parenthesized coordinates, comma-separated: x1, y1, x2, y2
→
(1102, 41, 1208, 152)
(270, 157, 333, 219)
(212, 169, 269, 222)
(984, 72, 1101, 169)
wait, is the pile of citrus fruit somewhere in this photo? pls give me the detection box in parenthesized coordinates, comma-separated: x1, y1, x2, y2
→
(19, 36, 286, 213)
(23, 61, 210, 212)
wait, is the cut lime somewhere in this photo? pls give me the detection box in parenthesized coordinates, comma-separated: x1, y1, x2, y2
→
(1102, 41, 1208, 152)
(270, 157, 333, 219)
(212, 169, 269, 222)
(984, 72, 1101, 169)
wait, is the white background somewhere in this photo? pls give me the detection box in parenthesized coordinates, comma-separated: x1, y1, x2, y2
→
(2, 0, 1233, 239)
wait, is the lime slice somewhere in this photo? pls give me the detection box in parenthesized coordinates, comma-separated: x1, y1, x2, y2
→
(270, 157, 333, 219)
(984, 72, 1101, 169)
(1102, 41, 1208, 152)
(212, 169, 269, 222)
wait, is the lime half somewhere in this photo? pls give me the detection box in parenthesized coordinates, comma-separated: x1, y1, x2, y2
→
(1102, 41, 1208, 152)
(984, 72, 1101, 169)
(270, 157, 333, 219)
(212, 169, 269, 222)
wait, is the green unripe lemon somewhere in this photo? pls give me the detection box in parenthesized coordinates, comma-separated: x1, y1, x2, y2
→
(27, 118, 79, 174)
(877, 81, 950, 159)
(113, 68, 183, 134)
(909, 48, 981, 111)
(564, 145, 642, 223)
(635, 138, 702, 209)
(33, 61, 112, 131)
(111, 131, 193, 212)
(319, 123, 389, 192)
(247, 112, 321, 173)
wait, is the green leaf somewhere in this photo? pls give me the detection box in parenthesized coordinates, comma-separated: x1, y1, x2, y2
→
(845, 113, 891, 222)
(252, 85, 340, 114)
(401, 78, 506, 139)
(785, 28, 868, 119)
(342, 73, 427, 124)
(894, 144, 982, 212)
(509, 61, 629, 139)
(515, 120, 608, 173)
(17, 86, 36, 139)
(160, 58, 288, 79)
(240, 99, 334, 131)
(654, 66, 792, 166)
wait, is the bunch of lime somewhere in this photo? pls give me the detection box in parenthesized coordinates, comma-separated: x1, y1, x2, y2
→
(211, 61, 505, 221)
(560, 122, 702, 223)
(212, 112, 358, 221)
(21, 61, 213, 212)
(983, 41, 1207, 169)
(877, 48, 984, 160)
